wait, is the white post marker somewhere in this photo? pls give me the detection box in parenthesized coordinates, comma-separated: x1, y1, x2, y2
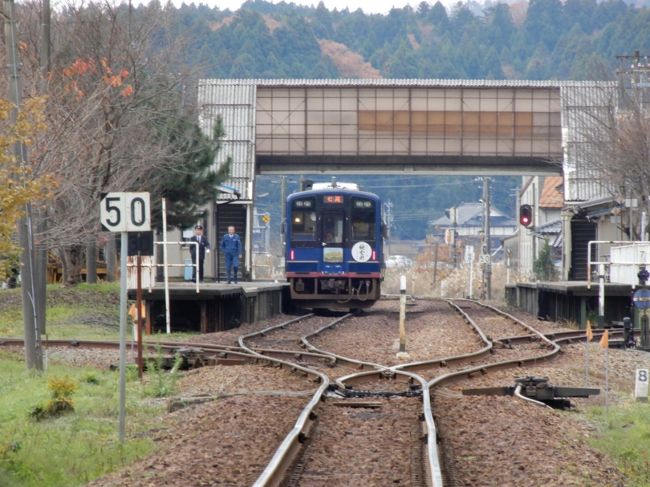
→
(465, 246, 474, 299)
(635, 369, 648, 402)
(598, 263, 605, 326)
(162, 198, 171, 335)
(397, 275, 410, 360)
(100, 191, 150, 443)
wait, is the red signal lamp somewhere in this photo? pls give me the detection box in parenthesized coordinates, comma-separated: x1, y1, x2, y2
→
(519, 204, 533, 227)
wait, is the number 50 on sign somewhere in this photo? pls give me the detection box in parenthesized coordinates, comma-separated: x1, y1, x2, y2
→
(100, 192, 151, 232)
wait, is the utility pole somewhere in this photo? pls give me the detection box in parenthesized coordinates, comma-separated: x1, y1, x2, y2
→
(384, 200, 394, 256)
(5, 0, 43, 370)
(482, 177, 492, 301)
(280, 176, 287, 252)
(33, 0, 51, 338)
(451, 207, 457, 269)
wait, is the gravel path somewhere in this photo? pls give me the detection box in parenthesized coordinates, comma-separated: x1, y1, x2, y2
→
(429, 302, 642, 487)
(309, 300, 484, 367)
(454, 301, 530, 340)
(91, 361, 315, 486)
(177, 363, 317, 396)
(434, 394, 626, 487)
(292, 397, 422, 486)
(186, 313, 308, 348)
(247, 315, 335, 351)
(89, 395, 307, 487)
(501, 306, 579, 334)
(3, 344, 122, 369)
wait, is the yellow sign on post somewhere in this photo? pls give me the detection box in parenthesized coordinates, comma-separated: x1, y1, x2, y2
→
(262, 213, 271, 224)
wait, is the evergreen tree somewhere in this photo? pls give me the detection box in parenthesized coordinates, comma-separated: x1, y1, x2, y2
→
(148, 116, 231, 231)
(534, 241, 558, 281)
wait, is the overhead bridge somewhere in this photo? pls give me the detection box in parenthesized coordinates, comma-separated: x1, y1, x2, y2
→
(197, 79, 614, 277)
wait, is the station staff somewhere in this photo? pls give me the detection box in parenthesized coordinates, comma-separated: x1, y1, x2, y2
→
(189, 224, 210, 282)
(221, 225, 242, 284)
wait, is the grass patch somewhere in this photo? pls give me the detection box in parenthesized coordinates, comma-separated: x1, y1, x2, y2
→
(74, 282, 120, 293)
(0, 283, 202, 342)
(0, 350, 164, 486)
(0, 284, 120, 340)
(586, 400, 650, 486)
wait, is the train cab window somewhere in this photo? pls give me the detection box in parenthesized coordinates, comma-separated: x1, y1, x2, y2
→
(291, 199, 317, 241)
(322, 213, 344, 244)
(351, 199, 375, 241)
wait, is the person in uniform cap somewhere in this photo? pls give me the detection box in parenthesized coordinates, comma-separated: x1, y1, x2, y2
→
(188, 224, 210, 282)
(220, 225, 242, 284)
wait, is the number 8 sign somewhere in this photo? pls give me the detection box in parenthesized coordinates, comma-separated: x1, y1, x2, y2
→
(635, 368, 648, 402)
(100, 192, 151, 232)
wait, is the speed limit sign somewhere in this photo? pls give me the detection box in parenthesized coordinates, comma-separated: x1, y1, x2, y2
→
(100, 192, 151, 232)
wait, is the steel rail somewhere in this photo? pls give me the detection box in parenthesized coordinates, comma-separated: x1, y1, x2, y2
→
(300, 313, 387, 371)
(248, 308, 447, 487)
(423, 299, 562, 486)
(497, 328, 627, 346)
(238, 313, 338, 487)
(298, 311, 453, 487)
(513, 383, 552, 409)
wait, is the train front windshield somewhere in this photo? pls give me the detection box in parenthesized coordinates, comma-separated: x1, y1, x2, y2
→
(322, 213, 344, 244)
(290, 195, 377, 246)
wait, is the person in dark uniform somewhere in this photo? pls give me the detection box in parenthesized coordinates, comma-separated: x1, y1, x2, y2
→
(189, 224, 210, 282)
(220, 225, 242, 284)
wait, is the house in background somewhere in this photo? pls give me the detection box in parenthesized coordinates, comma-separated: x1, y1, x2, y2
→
(504, 176, 564, 278)
(429, 202, 517, 258)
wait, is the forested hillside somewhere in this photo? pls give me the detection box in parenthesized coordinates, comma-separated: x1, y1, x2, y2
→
(147, 0, 649, 238)
(157, 0, 650, 80)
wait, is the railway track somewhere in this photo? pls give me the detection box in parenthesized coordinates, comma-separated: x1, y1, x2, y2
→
(237, 311, 441, 487)
(0, 298, 630, 487)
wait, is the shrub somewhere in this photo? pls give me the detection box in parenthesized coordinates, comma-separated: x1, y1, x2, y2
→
(30, 376, 77, 421)
(143, 345, 183, 398)
(83, 372, 100, 385)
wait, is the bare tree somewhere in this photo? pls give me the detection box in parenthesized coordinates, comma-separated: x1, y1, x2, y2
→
(563, 82, 650, 240)
(12, 1, 199, 284)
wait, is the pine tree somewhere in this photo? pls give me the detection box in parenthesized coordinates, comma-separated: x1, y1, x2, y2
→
(148, 115, 231, 231)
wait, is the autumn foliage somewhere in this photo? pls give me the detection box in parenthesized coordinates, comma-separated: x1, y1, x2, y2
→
(61, 57, 134, 101)
(0, 97, 53, 278)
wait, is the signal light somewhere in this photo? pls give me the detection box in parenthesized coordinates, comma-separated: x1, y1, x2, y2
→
(519, 204, 533, 227)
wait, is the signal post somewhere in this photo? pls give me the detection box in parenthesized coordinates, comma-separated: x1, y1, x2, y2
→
(100, 192, 151, 443)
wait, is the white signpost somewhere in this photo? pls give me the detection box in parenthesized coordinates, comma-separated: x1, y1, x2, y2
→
(100, 192, 151, 443)
(465, 246, 475, 299)
(635, 368, 648, 402)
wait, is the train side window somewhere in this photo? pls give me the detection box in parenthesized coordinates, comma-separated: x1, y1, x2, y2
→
(351, 199, 375, 241)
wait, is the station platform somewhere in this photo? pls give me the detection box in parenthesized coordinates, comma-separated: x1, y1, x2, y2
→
(128, 281, 290, 334)
(506, 281, 635, 328)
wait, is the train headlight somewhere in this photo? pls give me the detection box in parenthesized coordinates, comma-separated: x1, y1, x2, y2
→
(364, 201, 372, 208)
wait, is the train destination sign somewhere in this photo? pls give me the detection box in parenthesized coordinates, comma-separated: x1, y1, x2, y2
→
(100, 192, 151, 233)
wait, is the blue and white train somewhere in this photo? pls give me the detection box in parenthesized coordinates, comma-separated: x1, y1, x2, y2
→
(285, 181, 383, 310)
